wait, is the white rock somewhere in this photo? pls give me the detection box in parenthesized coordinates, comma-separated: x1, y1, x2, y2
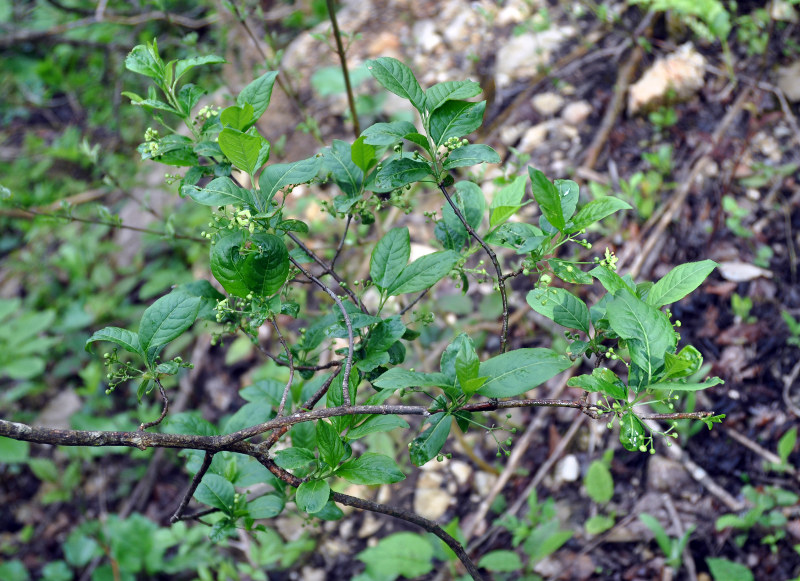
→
(496, 2, 531, 26)
(358, 513, 383, 538)
(777, 61, 800, 102)
(532, 92, 565, 116)
(518, 122, 551, 152)
(450, 460, 473, 485)
(628, 43, 706, 114)
(554, 454, 580, 483)
(771, 0, 798, 22)
(561, 100, 592, 126)
(473, 471, 497, 496)
(413, 20, 442, 53)
(717, 261, 773, 282)
(495, 29, 575, 88)
(499, 122, 529, 146)
(414, 471, 451, 520)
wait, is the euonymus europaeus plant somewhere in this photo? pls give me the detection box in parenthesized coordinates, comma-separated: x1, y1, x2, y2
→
(0, 39, 725, 580)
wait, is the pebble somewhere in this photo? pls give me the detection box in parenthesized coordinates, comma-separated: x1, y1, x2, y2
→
(531, 92, 565, 116)
(473, 471, 497, 496)
(413, 20, 442, 53)
(414, 471, 451, 520)
(646, 455, 691, 492)
(554, 454, 580, 484)
(495, 29, 574, 88)
(450, 460, 473, 485)
(518, 122, 551, 152)
(358, 513, 383, 539)
(628, 43, 706, 114)
(561, 100, 592, 126)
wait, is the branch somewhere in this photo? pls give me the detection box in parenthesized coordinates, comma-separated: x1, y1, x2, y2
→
(326, 0, 360, 137)
(290, 257, 355, 407)
(139, 380, 169, 430)
(439, 183, 509, 352)
(269, 317, 294, 417)
(170, 451, 214, 523)
(0, 11, 216, 49)
(287, 231, 367, 312)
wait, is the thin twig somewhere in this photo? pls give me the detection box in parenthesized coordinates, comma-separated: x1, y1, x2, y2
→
(290, 257, 355, 406)
(439, 183, 509, 352)
(287, 231, 367, 312)
(170, 452, 214, 523)
(269, 317, 294, 417)
(259, 368, 343, 452)
(8, 207, 205, 242)
(398, 288, 430, 316)
(139, 380, 170, 431)
(326, 0, 360, 137)
(0, 10, 215, 48)
(330, 213, 351, 269)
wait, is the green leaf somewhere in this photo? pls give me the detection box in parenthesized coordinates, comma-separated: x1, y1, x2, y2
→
(649, 377, 724, 391)
(361, 121, 418, 146)
(568, 367, 627, 400)
(351, 136, 377, 174)
(387, 250, 459, 296)
(316, 420, 345, 468)
(646, 260, 717, 308)
(778, 427, 797, 464)
(218, 128, 266, 174)
(247, 493, 284, 519)
(429, 100, 486, 147)
(366, 316, 406, 353)
(295, 480, 330, 514)
(442, 144, 500, 169)
(485, 223, 545, 252)
(584, 460, 614, 503)
(173, 280, 225, 322)
(553, 179, 580, 224)
(374, 157, 431, 190)
(523, 520, 572, 562)
(0, 438, 29, 463)
(619, 412, 647, 451)
(439, 181, 485, 250)
(478, 348, 572, 398)
(346, 416, 410, 440)
(323, 140, 363, 198)
(371, 368, 451, 390)
(125, 42, 165, 83)
(184, 176, 252, 207)
(529, 167, 565, 231)
(258, 156, 322, 207)
(194, 474, 235, 513)
(222, 400, 275, 433)
(357, 532, 434, 579)
(548, 258, 593, 284)
(455, 340, 481, 394)
(237, 71, 279, 120)
(589, 265, 634, 294)
(370, 227, 411, 290)
(489, 175, 527, 228)
(526, 287, 590, 333)
(366, 57, 426, 113)
(173, 54, 225, 83)
(571, 196, 632, 231)
(706, 558, 754, 581)
(85, 327, 142, 355)
(410, 413, 452, 466)
(274, 447, 317, 470)
(425, 80, 482, 113)
(138, 292, 201, 365)
(176, 83, 205, 116)
(210, 232, 290, 298)
(639, 514, 671, 555)
(220, 103, 255, 131)
(479, 550, 523, 572)
(336, 453, 405, 484)
(606, 289, 676, 381)
(585, 514, 615, 535)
